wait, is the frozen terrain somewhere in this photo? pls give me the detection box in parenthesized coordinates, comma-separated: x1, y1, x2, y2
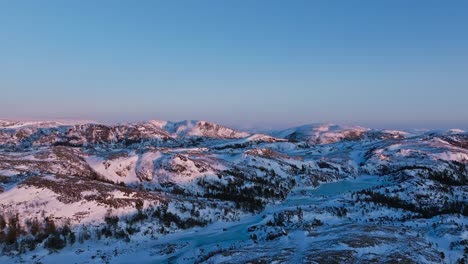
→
(0, 120, 467, 263)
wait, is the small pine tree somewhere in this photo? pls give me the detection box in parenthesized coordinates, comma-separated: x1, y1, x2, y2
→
(30, 218, 40, 236)
(5, 227, 18, 245)
(45, 233, 65, 250)
(69, 232, 76, 245)
(44, 217, 56, 236)
(0, 214, 6, 229)
(135, 199, 144, 211)
(6, 215, 21, 245)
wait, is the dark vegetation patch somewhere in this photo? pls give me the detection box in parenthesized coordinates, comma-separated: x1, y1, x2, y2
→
(356, 189, 468, 218)
(197, 167, 295, 212)
(0, 213, 75, 254)
(442, 135, 468, 149)
(21, 174, 163, 207)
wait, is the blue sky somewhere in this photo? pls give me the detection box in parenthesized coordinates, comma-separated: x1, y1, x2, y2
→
(1, 0, 467, 130)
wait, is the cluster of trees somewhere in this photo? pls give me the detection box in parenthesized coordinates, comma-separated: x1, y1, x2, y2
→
(379, 165, 429, 176)
(153, 202, 208, 230)
(98, 197, 208, 242)
(199, 179, 264, 212)
(266, 229, 288, 241)
(0, 214, 22, 246)
(0, 213, 75, 254)
(1, 199, 211, 252)
(331, 207, 348, 217)
(98, 214, 131, 242)
(449, 239, 468, 251)
(378, 161, 467, 186)
(357, 190, 468, 218)
(427, 165, 467, 186)
(449, 238, 468, 264)
(197, 167, 293, 213)
(267, 207, 304, 227)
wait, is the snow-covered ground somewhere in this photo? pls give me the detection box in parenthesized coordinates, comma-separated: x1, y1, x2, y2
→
(0, 120, 467, 263)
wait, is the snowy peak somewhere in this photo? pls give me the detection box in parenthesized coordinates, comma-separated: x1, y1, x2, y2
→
(445, 128, 465, 135)
(148, 120, 250, 139)
(272, 124, 414, 144)
(244, 133, 285, 143)
(273, 123, 369, 144)
(188, 120, 250, 139)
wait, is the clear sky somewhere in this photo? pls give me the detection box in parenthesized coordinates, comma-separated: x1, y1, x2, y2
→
(1, 0, 467, 130)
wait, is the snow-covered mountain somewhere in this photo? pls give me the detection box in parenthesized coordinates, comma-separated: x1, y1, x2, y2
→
(147, 120, 250, 139)
(0, 120, 467, 263)
(273, 123, 409, 144)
